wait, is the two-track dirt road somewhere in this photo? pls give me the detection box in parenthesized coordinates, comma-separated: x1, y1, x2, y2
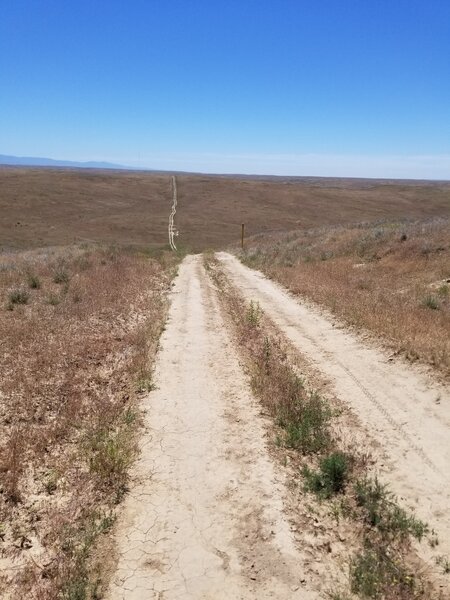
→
(218, 252, 450, 562)
(108, 253, 450, 599)
(108, 255, 314, 599)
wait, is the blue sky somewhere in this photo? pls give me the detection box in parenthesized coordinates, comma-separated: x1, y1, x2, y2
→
(1, 0, 450, 178)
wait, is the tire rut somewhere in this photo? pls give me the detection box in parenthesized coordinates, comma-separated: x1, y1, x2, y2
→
(217, 251, 450, 566)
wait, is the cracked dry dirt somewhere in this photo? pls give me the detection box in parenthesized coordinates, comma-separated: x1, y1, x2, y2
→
(107, 255, 314, 600)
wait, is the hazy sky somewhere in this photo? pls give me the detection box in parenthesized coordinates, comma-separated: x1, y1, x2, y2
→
(1, 1, 450, 178)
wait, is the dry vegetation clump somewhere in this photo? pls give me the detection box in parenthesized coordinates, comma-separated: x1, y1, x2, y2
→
(205, 256, 440, 599)
(0, 244, 176, 599)
(240, 218, 450, 377)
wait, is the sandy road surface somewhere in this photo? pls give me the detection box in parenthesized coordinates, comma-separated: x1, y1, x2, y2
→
(108, 255, 314, 600)
(218, 252, 450, 560)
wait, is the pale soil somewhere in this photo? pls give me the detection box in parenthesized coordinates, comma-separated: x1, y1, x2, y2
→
(107, 255, 317, 599)
(218, 252, 450, 569)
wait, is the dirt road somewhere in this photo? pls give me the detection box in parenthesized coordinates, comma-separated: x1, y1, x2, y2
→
(168, 176, 177, 251)
(217, 252, 450, 561)
(108, 255, 315, 599)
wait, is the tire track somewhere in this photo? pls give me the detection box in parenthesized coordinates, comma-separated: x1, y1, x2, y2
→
(168, 175, 178, 251)
(217, 251, 450, 563)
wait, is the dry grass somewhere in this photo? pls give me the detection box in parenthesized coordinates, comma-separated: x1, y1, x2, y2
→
(239, 218, 450, 377)
(2, 167, 450, 253)
(0, 244, 176, 599)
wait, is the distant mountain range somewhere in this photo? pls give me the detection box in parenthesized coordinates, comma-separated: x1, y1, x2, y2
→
(0, 154, 132, 170)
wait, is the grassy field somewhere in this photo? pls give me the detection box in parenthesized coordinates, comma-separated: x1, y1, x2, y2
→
(0, 244, 177, 598)
(1, 166, 450, 252)
(239, 218, 450, 377)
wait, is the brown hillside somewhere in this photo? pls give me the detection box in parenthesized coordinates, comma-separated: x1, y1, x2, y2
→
(1, 166, 449, 251)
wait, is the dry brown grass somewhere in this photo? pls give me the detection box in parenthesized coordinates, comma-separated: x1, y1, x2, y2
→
(2, 167, 450, 252)
(0, 244, 176, 599)
(240, 218, 450, 377)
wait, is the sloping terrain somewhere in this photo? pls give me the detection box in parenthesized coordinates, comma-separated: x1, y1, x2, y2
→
(1, 167, 450, 252)
(239, 218, 450, 376)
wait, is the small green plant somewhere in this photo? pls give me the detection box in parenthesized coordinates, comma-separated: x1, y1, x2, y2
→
(421, 295, 439, 310)
(136, 374, 156, 393)
(44, 470, 59, 495)
(8, 288, 29, 305)
(86, 430, 133, 496)
(47, 293, 61, 306)
(53, 268, 70, 284)
(303, 452, 349, 498)
(246, 300, 262, 327)
(60, 510, 115, 600)
(281, 393, 331, 454)
(428, 530, 439, 548)
(436, 555, 450, 574)
(355, 477, 428, 541)
(350, 545, 417, 598)
(123, 407, 138, 425)
(27, 273, 41, 289)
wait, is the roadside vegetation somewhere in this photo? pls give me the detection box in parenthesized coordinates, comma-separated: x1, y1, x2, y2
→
(0, 244, 177, 599)
(239, 218, 450, 377)
(205, 254, 443, 599)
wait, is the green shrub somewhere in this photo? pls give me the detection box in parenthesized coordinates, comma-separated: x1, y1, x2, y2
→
(47, 293, 61, 306)
(27, 274, 41, 289)
(421, 295, 439, 310)
(86, 430, 133, 497)
(246, 300, 262, 326)
(53, 268, 70, 284)
(282, 393, 331, 453)
(350, 545, 418, 599)
(8, 288, 29, 305)
(303, 452, 349, 498)
(355, 477, 428, 541)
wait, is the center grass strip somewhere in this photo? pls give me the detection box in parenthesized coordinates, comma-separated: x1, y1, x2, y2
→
(204, 254, 438, 600)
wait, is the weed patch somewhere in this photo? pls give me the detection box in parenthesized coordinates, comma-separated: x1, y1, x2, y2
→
(355, 477, 428, 541)
(421, 295, 439, 310)
(26, 273, 41, 289)
(53, 267, 70, 284)
(303, 452, 350, 499)
(350, 544, 419, 599)
(8, 288, 29, 305)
